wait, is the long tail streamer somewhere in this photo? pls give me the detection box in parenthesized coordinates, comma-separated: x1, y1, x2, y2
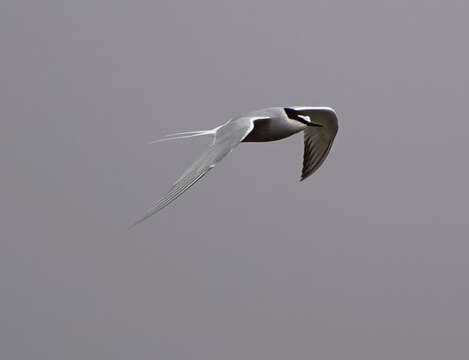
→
(148, 130, 214, 144)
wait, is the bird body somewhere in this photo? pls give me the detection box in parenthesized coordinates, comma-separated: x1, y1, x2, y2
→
(131, 106, 338, 228)
(241, 107, 307, 142)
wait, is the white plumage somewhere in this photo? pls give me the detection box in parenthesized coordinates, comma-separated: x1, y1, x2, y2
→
(131, 106, 338, 227)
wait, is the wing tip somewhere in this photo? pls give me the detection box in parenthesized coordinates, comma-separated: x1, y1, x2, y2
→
(128, 209, 160, 230)
(128, 218, 144, 230)
(300, 170, 312, 182)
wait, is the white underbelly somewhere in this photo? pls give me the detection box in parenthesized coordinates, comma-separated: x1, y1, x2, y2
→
(243, 118, 305, 142)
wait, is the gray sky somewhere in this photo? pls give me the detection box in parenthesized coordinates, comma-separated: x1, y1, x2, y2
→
(2, 1, 469, 359)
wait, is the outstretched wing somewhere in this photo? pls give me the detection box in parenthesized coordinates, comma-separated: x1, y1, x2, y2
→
(301, 125, 338, 181)
(130, 118, 258, 228)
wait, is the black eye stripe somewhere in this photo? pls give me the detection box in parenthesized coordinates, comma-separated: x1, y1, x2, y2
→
(284, 108, 322, 127)
(284, 108, 309, 124)
(284, 107, 299, 120)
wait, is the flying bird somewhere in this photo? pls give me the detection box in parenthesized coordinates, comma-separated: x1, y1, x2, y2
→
(131, 106, 338, 227)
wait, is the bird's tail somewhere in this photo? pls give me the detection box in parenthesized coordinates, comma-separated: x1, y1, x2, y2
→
(148, 129, 216, 144)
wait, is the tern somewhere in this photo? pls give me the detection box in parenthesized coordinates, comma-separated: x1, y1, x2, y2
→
(131, 106, 338, 228)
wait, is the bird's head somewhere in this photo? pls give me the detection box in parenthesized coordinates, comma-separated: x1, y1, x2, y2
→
(284, 106, 338, 132)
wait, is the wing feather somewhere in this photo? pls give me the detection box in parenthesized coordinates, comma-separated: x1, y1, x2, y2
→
(301, 127, 337, 181)
(130, 118, 255, 228)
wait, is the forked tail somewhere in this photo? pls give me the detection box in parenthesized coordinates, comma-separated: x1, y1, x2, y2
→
(148, 129, 216, 144)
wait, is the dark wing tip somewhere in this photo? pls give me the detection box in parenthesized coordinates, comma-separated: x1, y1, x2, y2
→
(301, 131, 335, 181)
(299, 171, 310, 182)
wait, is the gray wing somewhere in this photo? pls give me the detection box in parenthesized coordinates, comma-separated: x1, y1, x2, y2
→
(301, 126, 337, 181)
(130, 118, 255, 228)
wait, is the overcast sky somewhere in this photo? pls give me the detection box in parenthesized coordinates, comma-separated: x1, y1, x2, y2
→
(2, 1, 469, 359)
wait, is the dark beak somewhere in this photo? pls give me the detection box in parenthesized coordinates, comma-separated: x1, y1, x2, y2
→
(307, 122, 322, 127)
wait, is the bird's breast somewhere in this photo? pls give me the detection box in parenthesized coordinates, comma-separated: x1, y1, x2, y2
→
(242, 117, 304, 142)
